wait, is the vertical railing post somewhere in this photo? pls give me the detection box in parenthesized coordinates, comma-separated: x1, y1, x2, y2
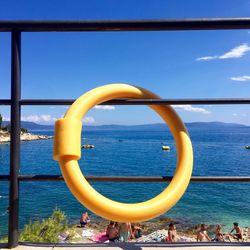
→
(8, 30, 21, 248)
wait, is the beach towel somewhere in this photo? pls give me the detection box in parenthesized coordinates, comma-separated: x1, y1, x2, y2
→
(82, 229, 94, 238)
(179, 236, 195, 242)
(58, 233, 68, 243)
(136, 229, 167, 242)
(91, 232, 109, 243)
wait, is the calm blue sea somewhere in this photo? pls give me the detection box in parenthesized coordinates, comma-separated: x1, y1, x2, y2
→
(1, 125, 250, 236)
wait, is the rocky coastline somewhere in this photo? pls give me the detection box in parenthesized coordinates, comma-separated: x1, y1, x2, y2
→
(0, 130, 52, 143)
(71, 217, 250, 243)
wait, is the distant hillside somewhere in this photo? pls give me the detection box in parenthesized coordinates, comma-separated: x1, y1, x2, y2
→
(2, 121, 53, 130)
(185, 121, 247, 128)
(2, 121, 248, 131)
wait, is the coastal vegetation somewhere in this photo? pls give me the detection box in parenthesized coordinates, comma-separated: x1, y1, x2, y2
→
(0, 113, 52, 143)
(0, 113, 2, 129)
(0, 208, 76, 243)
(0, 113, 28, 136)
(19, 208, 76, 243)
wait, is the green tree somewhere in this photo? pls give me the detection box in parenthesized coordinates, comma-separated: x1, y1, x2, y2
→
(2, 124, 11, 132)
(0, 113, 2, 129)
(21, 127, 28, 133)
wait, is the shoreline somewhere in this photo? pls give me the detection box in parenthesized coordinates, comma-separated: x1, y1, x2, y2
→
(70, 217, 250, 243)
(1, 207, 249, 243)
(0, 130, 53, 143)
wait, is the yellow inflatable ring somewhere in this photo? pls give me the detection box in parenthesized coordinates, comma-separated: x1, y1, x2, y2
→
(53, 84, 193, 222)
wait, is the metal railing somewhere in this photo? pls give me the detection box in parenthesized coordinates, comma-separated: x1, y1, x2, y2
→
(0, 18, 250, 248)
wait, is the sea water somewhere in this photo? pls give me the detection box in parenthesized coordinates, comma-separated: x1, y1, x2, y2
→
(0, 125, 250, 237)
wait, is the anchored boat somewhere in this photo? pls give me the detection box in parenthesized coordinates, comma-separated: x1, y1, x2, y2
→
(162, 145, 170, 151)
(82, 144, 95, 149)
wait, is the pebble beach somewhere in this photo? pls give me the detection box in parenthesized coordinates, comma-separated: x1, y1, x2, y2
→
(67, 218, 250, 244)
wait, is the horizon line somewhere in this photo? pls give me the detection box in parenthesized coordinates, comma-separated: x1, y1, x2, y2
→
(2, 120, 249, 127)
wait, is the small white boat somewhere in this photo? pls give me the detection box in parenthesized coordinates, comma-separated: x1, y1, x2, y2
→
(162, 145, 170, 151)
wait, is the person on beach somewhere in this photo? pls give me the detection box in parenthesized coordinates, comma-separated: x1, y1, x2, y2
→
(165, 222, 179, 242)
(197, 224, 211, 242)
(119, 222, 134, 242)
(131, 224, 142, 239)
(108, 222, 120, 242)
(106, 221, 115, 235)
(230, 222, 243, 241)
(213, 224, 232, 242)
(214, 224, 225, 242)
(79, 212, 90, 227)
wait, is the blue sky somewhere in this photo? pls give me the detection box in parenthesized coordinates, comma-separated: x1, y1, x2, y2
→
(0, 0, 250, 125)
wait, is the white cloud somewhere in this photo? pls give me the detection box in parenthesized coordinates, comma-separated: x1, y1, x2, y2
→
(94, 105, 115, 110)
(233, 113, 247, 117)
(219, 44, 250, 59)
(21, 115, 57, 123)
(230, 75, 250, 81)
(82, 116, 95, 124)
(3, 114, 95, 125)
(196, 56, 217, 61)
(172, 105, 211, 114)
(2, 116, 10, 121)
(196, 43, 250, 61)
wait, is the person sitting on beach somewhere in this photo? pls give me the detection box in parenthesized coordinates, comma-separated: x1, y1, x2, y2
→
(165, 222, 179, 242)
(79, 212, 90, 227)
(108, 222, 120, 242)
(230, 222, 243, 241)
(106, 221, 115, 235)
(213, 224, 232, 242)
(131, 224, 142, 239)
(119, 222, 134, 242)
(214, 224, 224, 242)
(197, 224, 211, 242)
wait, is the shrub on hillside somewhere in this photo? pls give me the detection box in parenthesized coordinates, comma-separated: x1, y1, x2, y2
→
(19, 208, 76, 243)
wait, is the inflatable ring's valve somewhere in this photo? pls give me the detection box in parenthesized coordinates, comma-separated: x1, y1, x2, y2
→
(53, 84, 193, 222)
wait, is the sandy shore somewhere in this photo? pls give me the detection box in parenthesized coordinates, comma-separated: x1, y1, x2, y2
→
(0, 130, 52, 143)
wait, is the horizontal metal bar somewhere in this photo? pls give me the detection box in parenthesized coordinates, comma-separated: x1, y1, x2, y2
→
(0, 18, 250, 32)
(0, 175, 250, 182)
(1, 98, 250, 106)
(0, 99, 11, 105)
